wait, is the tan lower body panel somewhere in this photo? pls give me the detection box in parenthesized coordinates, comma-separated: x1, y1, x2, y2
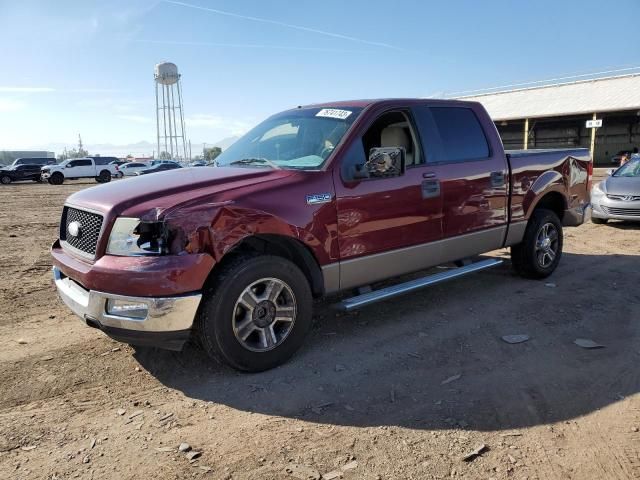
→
(323, 225, 509, 293)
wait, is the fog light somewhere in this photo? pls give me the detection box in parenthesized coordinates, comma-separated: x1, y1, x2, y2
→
(106, 298, 149, 319)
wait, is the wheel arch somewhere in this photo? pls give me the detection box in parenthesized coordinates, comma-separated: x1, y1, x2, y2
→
(205, 234, 325, 298)
(529, 190, 567, 221)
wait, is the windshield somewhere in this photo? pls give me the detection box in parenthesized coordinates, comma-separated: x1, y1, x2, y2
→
(613, 157, 640, 177)
(215, 107, 362, 170)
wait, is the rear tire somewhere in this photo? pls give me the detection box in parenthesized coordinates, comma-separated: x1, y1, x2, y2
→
(96, 170, 111, 183)
(511, 208, 563, 279)
(591, 217, 607, 225)
(196, 254, 313, 372)
(49, 172, 64, 185)
(0, 175, 11, 185)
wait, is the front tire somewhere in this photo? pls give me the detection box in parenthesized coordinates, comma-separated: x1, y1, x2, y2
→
(511, 209, 563, 279)
(0, 175, 11, 185)
(49, 172, 64, 185)
(197, 255, 313, 372)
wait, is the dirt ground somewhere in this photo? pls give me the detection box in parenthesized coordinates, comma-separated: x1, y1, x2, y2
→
(1, 172, 639, 480)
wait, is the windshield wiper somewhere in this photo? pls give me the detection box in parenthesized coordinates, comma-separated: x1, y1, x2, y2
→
(229, 158, 280, 169)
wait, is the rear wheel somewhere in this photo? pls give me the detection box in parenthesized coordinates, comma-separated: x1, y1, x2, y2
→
(0, 175, 11, 185)
(511, 208, 563, 279)
(197, 255, 313, 372)
(49, 172, 64, 185)
(96, 170, 111, 183)
(591, 217, 608, 225)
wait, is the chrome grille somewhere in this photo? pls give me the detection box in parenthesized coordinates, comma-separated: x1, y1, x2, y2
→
(601, 206, 640, 217)
(606, 194, 640, 202)
(60, 207, 104, 256)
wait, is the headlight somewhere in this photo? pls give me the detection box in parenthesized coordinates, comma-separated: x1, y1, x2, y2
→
(591, 182, 605, 197)
(106, 217, 165, 256)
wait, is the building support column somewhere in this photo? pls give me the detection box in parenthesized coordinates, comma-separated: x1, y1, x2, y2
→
(523, 118, 529, 150)
(589, 112, 597, 160)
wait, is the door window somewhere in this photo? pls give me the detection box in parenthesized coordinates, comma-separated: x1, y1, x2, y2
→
(342, 110, 421, 180)
(425, 107, 489, 163)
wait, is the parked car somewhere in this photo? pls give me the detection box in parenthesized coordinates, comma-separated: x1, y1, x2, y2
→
(0, 164, 44, 184)
(116, 162, 150, 177)
(591, 154, 640, 223)
(151, 159, 179, 166)
(10, 157, 56, 167)
(41, 158, 118, 185)
(51, 99, 592, 372)
(136, 162, 182, 175)
(191, 161, 207, 167)
(109, 160, 128, 167)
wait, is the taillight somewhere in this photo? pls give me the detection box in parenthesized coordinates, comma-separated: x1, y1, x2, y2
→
(587, 159, 593, 191)
(115, 165, 119, 171)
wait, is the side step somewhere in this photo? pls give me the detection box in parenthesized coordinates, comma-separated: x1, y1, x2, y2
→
(335, 258, 503, 312)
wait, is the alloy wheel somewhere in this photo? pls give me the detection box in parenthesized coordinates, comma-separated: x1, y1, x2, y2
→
(232, 277, 297, 352)
(535, 222, 559, 268)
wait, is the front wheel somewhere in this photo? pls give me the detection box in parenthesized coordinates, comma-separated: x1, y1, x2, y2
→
(511, 209, 563, 279)
(197, 255, 313, 372)
(0, 175, 11, 185)
(49, 172, 64, 185)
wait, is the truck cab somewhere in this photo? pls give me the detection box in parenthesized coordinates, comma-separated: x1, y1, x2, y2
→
(51, 99, 591, 371)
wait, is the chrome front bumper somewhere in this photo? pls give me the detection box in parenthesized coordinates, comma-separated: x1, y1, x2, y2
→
(53, 266, 202, 349)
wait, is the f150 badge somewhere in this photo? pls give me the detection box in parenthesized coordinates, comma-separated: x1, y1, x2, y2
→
(306, 193, 332, 205)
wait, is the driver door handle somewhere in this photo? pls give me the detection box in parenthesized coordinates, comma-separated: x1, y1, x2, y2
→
(423, 172, 437, 179)
(421, 179, 440, 199)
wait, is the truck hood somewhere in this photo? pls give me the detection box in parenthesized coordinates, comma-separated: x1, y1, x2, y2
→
(604, 176, 640, 196)
(66, 166, 294, 216)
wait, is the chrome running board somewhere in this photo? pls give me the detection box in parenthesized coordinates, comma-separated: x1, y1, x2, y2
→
(336, 258, 503, 311)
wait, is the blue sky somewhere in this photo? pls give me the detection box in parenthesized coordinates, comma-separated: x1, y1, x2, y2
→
(0, 0, 638, 155)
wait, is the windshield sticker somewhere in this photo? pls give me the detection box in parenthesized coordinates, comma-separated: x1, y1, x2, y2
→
(316, 108, 352, 120)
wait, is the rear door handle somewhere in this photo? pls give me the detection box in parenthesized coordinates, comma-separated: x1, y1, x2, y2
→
(421, 179, 440, 199)
(422, 172, 437, 179)
(490, 171, 505, 187)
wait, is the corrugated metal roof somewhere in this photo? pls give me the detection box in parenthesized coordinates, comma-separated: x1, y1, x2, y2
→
(458, 74, 640, 121)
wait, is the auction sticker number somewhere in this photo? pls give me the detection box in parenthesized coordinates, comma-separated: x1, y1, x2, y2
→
(316, 109, 352, 120)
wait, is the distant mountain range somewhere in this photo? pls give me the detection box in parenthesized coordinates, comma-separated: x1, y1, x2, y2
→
(6, 136, 240, 158)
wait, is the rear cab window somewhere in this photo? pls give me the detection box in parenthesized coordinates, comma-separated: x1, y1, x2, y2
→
(412, 105, 490, 163)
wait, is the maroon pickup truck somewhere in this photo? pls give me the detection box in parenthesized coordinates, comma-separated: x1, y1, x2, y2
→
(51, 99, 591, 371)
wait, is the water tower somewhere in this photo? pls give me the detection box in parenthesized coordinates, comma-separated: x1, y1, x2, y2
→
(154, 62, 188, 161)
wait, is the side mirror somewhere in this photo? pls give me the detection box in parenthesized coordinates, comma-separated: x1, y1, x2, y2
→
(608, 168, 615, 176)
(65, 164, 71, 168)
(358, 147, 405, 179)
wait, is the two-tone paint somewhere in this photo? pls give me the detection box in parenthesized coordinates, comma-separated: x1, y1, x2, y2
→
(51, 99, 591, 302)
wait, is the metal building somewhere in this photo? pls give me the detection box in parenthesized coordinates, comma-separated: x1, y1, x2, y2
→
(459, 74, 640, 165)
(154, 62, 188, 161)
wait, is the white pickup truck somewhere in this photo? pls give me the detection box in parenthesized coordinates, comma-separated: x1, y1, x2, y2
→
(41, 158, 118, 185)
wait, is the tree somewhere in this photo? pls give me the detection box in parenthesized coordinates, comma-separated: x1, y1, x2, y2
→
(204, 147, 222, 162)
(58, 147, 89, 161)
(58, 135, 89, 161)
(158, 151, 172, 160)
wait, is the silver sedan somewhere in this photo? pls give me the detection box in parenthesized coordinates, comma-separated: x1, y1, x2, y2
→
(591, 155, 640, 224)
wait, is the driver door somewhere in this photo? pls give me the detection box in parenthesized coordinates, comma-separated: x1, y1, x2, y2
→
(334, 108, 443, 289)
